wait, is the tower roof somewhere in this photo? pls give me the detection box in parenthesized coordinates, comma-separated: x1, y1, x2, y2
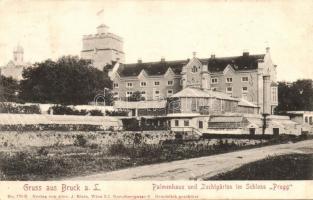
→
(97, 24, 109, 28)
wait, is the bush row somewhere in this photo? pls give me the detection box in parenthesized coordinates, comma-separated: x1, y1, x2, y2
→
(0, 124, 104, 131)
(0, 103, 41, 114)
(49, 105, 103, 116)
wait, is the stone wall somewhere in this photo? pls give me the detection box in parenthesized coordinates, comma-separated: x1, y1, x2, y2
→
(0, 131, 175, 148)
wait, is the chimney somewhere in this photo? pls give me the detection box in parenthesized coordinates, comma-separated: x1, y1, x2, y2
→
(266, 47, 270, 53)
(161, 57, 165, 62)
(137, 58, 142, 63)
(243, 50, 249, 56)
(211, 54, 215, 59)
(192, 52, 197, 58)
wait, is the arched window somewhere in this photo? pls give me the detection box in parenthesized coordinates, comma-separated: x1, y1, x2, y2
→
(191, 66, 198, 73)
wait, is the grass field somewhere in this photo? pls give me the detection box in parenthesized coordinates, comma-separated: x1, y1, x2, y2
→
(207, 153, 313, 180)
(0, 139, 262, 180)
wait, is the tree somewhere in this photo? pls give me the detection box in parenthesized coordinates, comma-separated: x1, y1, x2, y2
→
(128, 91, 143, 102)
(276, 79, 313, 113)
(0, 75, 19, 102)
(19, 56, 112, 105)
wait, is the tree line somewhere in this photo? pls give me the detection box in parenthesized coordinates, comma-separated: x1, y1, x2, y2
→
(0, 56, 113, 105)
(0, 56, 313, 111)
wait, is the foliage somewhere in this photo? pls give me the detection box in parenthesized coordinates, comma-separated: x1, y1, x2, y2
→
(128, 91, 144, 102)
(0, 124, 103, 131)
(276, 79, 313, 113)
(19, 56, 112, 105)
(74, 135, 87, 147)
(89, 109, 103, 116)
(105, 110, 129, 116)
(108, 140, 129, 156)
(0, 103, 41, 114)
(49, 105, 87, 115)
(0, 75, 19, 102)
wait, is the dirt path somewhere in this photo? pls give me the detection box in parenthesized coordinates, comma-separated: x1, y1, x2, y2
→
(67, 140, 313, 180)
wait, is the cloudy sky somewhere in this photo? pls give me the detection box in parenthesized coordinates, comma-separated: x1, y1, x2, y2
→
(0, 0, 312, 81)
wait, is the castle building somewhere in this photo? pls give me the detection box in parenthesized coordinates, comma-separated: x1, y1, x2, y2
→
(0, 45, 32, 80)
(81, 24, 125, 70)
(109, 48, 302, 136)
(109, 48, 278, 115)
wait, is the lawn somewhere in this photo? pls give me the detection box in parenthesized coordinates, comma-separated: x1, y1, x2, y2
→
(0, 139, 262, 180)
(207, 153, 313, 180)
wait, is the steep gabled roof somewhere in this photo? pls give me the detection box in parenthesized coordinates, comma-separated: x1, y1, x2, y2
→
(116, 54, 265, 77)
(117, 59, 188, 77)
(200, 54, 265, 72)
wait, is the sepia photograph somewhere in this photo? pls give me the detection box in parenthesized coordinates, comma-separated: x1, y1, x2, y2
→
(0, 0, 313, 197)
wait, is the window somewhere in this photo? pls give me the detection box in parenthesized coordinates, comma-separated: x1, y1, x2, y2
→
(140, 82, 147, 87)
(113, 92, 119, 97)
(192, 66, 198, 73)
(175, 120, 179, 126)
(271, 87, 278, 103)
(242, 86, 248, 93)
(310, 117, 313, 125)
(113, 83, 119, 88)
(180, 79, 184, 86)
(126, 91, 133, 97)
(305, 116, 308, 123)
(211, 78, 218, 84)
(242, 93, 248, 100)
(167, 80, 173, 86)
(167, 90, 173, 97)
(153, 90, 160, 100)
(154, 81, 160, 86)
(226, 87, 232, 93)
(212, 87, 217, 91)
(242, 77, 249, 82)
(249, 128, 255, 135)
(226, 87, 233, 96)
(126, 82, 133, 88)
(226, 77, 233, 83)
(184, 120, 189, 126)
(141, 91, 146, 95)
(198, 121, 203, 129)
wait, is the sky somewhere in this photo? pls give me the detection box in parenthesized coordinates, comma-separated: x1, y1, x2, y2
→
(0, 0, 312, 81)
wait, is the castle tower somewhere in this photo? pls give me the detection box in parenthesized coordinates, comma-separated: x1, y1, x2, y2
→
(13, 45, 24, 65)
(81, 24, 125, 71)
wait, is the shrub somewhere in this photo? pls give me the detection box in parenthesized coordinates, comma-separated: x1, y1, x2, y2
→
(89, 109, 103, 116)
(105, 110, 128, 116)
(74, 135, 87, 147)
(49, 105, 87, 115)
(0, 103, 41, 114)
(37, 147, 48, 156)
(108, 141, 128, 156)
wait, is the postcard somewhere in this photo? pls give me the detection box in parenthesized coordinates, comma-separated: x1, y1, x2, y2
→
(0, 0, 312, 199)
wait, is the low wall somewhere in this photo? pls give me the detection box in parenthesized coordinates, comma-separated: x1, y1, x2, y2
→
(0, 130, 175, 148)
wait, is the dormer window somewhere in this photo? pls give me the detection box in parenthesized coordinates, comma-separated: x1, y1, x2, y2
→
(192, 66, 198, 73)
(126, 82, 133, 88)
(140, 82, 147, 87)
(226, 77, 233, 83)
